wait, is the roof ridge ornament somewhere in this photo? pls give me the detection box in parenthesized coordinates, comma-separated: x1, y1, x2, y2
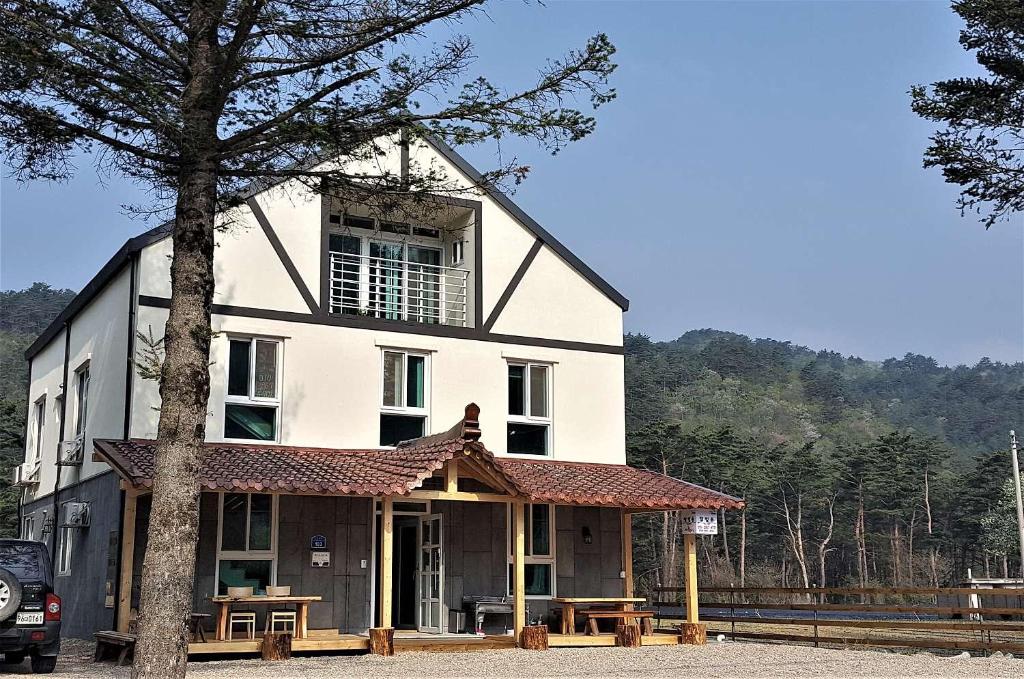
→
(461, 403, 481, 441)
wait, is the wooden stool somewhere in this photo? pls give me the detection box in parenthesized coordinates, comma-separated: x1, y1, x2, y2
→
(265, 609, 297, 635)
(228, 610, 257, 640)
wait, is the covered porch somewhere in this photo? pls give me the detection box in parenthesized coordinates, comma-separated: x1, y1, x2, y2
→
(93, 404, 741, 656)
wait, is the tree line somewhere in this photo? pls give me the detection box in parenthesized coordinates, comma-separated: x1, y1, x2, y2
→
(625, 331, 1024, 591)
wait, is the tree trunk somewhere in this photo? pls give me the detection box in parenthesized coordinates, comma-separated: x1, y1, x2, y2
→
(908, 509, 916, 588)
(615, 623, 641, 648)
(261, 633, 292, 661)
(132, 160, 218, 679)
(369, 627, 395, 656)
(1002, 554, 1009, 579)
(816, 498, 835, 589)
(739, 504, 747, 588)
(520, 625, 549, 650)
(720, 506, 731, 572)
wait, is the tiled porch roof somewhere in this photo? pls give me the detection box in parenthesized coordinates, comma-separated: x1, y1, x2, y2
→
(94, 404, 742, 510)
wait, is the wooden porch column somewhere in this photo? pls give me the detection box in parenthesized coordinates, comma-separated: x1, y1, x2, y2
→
(378, 495, 394, 628)
(621, 510, 634, 602)
(513, 501, 526, 643)
(680, 532, 706, 645)
(683, 533, 698, 623)
(116, 488, 139, 633)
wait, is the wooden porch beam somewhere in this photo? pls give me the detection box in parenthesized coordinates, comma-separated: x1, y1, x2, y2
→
(513, 501, 526, 642)
(684, 533, 698, 623)
(407, 489, 512, 504)
(116, 489, 139, 633)
(379, 496, 394, 628)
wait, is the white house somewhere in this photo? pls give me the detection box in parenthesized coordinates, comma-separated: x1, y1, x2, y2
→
(15, 134, 740, 651)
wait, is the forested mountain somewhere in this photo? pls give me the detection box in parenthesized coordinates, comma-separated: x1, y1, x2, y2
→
(626, 330, 1024, 591)
(0, 283, 77, 536)
(0, 284, 1021, 586)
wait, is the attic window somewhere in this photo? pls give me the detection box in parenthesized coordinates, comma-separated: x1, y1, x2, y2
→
(342, 214, 374, 230)
(413, 226, 440, 239)
(379, 221, 410, 235)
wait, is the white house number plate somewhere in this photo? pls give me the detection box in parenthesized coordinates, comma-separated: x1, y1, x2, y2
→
(16, 612, 44, 625)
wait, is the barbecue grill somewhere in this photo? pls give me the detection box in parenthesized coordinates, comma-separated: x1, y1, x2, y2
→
(461, 596, 530, 635)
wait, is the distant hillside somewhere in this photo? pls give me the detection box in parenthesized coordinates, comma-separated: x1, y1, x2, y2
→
(0, 283, 76, 536)
(625, 329, 1024, 461)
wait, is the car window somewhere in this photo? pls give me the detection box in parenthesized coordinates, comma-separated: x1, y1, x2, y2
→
(0, 543, 45, 580)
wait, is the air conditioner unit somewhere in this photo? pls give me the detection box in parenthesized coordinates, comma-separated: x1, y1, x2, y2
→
(11, 462, 40, 487)
(61, 501, 90, 528)
(59, 436, 84, 466)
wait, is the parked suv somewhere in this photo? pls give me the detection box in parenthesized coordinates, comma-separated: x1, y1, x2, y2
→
(0, 540, 60, 673)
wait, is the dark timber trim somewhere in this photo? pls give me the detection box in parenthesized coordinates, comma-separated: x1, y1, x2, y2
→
(483, 239, 542, 333)
(246, 197, 320, 314)
(138, 295, 623, 355)
(122, 256, 137, 440)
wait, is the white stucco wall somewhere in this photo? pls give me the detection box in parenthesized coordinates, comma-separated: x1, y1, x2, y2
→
(22, 329, 67, 502)
(22, 267, 132, 497)
(488, 246, 624, 346)
(129, 309, 626, 464)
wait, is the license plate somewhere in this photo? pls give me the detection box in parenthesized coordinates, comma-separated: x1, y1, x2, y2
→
(16, 612, 44, 625)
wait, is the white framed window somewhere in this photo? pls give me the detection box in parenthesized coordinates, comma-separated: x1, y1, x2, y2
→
(216, 492, 278, 595)
(73, 363, 90, 438)
(56, 525, 73, 575)
(224, 337, 281, 442)
(507, 362, 551, 456)
(379, 349, 429, 446)
(30, 396, 46, 464)
(450, 240, 465, 266)
(507, 503, 555, 598)
(22, 515, 35, 541)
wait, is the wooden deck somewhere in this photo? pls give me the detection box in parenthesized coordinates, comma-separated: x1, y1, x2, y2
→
(186, 628, 682, 655)
(548, 632, 682, 647)
(187, 629, 517, 655)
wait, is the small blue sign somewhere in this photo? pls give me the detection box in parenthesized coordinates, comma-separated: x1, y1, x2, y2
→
(310, 534, 327, 550)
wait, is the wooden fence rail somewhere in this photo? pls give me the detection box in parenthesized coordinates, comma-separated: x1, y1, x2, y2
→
(650, 585, 1024, 655)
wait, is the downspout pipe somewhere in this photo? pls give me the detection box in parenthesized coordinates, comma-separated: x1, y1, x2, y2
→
(49, 321, 71, 562)
(113, 254, 138, 628)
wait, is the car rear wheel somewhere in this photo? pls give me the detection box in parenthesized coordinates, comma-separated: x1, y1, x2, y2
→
(0, 567, 23, 622)
(30, 653, 57, 674)
(3, 652, 26, 664)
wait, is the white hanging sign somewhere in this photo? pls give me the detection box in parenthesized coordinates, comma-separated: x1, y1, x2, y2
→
(680, 509, 718, 535)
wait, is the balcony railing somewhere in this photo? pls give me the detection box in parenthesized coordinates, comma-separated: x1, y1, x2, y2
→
(329, 252, 470, 327)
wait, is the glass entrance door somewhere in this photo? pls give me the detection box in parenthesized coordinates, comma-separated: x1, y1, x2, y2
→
(418, 513, 443, 632)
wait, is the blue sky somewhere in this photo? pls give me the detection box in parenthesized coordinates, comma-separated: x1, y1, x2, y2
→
(1, 1, 1021, 366)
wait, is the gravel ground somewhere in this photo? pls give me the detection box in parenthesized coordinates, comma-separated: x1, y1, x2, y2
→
(4, 639, 1023, 678)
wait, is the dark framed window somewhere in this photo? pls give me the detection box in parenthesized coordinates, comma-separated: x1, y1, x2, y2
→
(225, 338, 280, 441)
(507, 363, 550, 455)
(380, 350, 429, 446)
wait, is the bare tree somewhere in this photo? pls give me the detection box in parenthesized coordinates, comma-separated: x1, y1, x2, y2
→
(0, 2, 616, 676)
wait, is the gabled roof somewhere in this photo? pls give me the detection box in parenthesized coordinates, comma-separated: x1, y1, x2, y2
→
(26, 135, 628, 360)
(93, 405, 742, 511)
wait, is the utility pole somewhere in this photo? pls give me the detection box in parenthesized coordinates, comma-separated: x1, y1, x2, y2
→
(1011, 431, 1024, 579)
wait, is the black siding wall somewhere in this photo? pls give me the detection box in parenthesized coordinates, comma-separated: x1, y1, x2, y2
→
(181, 493, 372, 634)
(21, 471, 123, 639)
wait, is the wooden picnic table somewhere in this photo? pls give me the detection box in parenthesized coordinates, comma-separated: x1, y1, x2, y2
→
(551, 597, 648, 635)
(210, 595, 322, 641)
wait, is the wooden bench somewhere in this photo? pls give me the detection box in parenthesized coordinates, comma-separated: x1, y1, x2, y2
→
(580, 610, 655, 636)
(94, 631, 137, 666)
